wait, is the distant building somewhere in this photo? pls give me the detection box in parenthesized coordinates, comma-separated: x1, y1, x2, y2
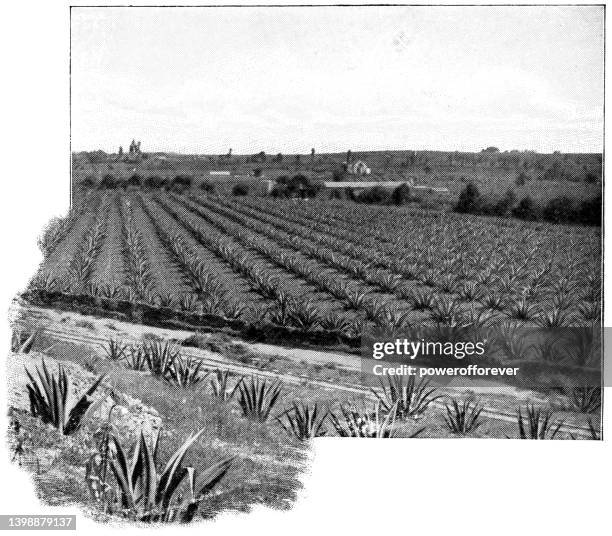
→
(344, 159, 371, 176)
(209, 170, 231, 176)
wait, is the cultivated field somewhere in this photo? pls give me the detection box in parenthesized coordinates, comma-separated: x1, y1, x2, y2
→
(32, 190, 601, 336)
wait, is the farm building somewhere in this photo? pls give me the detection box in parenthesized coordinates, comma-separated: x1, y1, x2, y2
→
(345, 159, 371, 176)
(209, 170, 231, 176)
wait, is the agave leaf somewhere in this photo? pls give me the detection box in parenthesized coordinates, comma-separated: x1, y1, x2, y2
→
(64, 374, 106, 435)
(110, 435, 136, 510)
(157, 429, 205, 509)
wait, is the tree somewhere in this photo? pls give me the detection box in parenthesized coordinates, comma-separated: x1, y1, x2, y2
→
(455, 182, 481, 214)
(512, 196, 537, 221)
(232, 183, 249, 196)
(543, 196, 575, 223)
(391, 184, 412, 205)
(515, 171, 529, 186)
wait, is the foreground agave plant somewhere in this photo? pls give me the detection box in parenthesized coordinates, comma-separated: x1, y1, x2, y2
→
(25, 359, 106, 435)
(107, 429, 234, 522)
(371, 375, 441, 419)
(329, 401, 399, 438)
(516, 404, 564, 439)
(277, 401, 330, 440)
(237, 376, 283, 422)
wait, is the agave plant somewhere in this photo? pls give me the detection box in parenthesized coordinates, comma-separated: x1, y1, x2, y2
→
(102, 338, 128, 361)
(222, 300, 246, 320)
(516, 404, 564, 439)
(493, 322, 532, 361)
(289, 300, 321, 331)
(25, 359, 106, 435)
(329, 401, 398, 438)
(343, 288, 369, 311)
(124, 344, 148, 371)
(143, 340, 181, 378)
(277, 401, 329, 440)
(429, 296, 462, 325)
(319, 312, 352, 334)
(409, 289, 435, 311)
(165, 354, 207, 388)
(555, 384, 601, 414)
(458, 281, 483, 302)
(236, 376, 283, 422)
(108, 429, 233, 522)
(562, 328, 600, 367)
(536, 307, 572, 328)
(506, 296, 536, 321)
(209, 369, 241, 401)
(443, 398, 484, 435)
(371, 375, 441, 419)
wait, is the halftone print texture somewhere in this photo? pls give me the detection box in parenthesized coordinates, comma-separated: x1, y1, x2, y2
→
(7, 3, 604, 527)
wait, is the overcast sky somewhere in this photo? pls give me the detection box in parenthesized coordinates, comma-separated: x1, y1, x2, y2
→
(71, 6, 604, 154)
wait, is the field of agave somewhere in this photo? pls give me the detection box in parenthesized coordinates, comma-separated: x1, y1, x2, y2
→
(30, 190, 601, 340)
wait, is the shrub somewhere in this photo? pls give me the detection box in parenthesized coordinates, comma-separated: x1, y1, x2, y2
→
(358, 186, 389, 204)
(515, 171, 528, 186)
(199, 180, 215, 193)
(455, 182, 481, 214)
(253, 168, 263, 178)
(490, 188, 517, 217)
(332, 169, 345, 182)
(232, 183, 249, 196)
(171, 175, 192, 192)
(126, 174, 143, 188)
(99, 174, 118, 189)
(512, 195, 537, 220)
(81, 175, 96, 189)
(543, 196, 576, 224)
(144, 175, 165, 189)
(584, 171, 599, 184)
(391, 183, 413, 205)
(270, 184, 290, 198)
(578, 194, 602, 226)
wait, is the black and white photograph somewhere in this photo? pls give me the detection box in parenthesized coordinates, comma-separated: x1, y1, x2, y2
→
(0, 2, 608, 533)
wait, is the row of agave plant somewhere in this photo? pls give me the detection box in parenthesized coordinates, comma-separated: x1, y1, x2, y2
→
(212, 193, 599, 309)
(251, 196, 598, 301)
(177, 193, 594, 334)
(232, 190, 598, 285)
(183, 193, 599, 327)
(34, 194, 106, 293)
(120, 197, 157, 301)
(66, 202, 109, 293)
(39, 192, 97, 258)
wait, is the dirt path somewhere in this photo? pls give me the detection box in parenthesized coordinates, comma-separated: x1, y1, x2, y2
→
(10, 302, 596, 437)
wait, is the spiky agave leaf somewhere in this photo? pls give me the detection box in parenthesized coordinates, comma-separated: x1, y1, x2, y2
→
(237, 376, 283, 422)
(371, 375, 442, 419)
(25, 359, 105, 435)
(443, 398, 484, 435)
(277, 401, 329, 440)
